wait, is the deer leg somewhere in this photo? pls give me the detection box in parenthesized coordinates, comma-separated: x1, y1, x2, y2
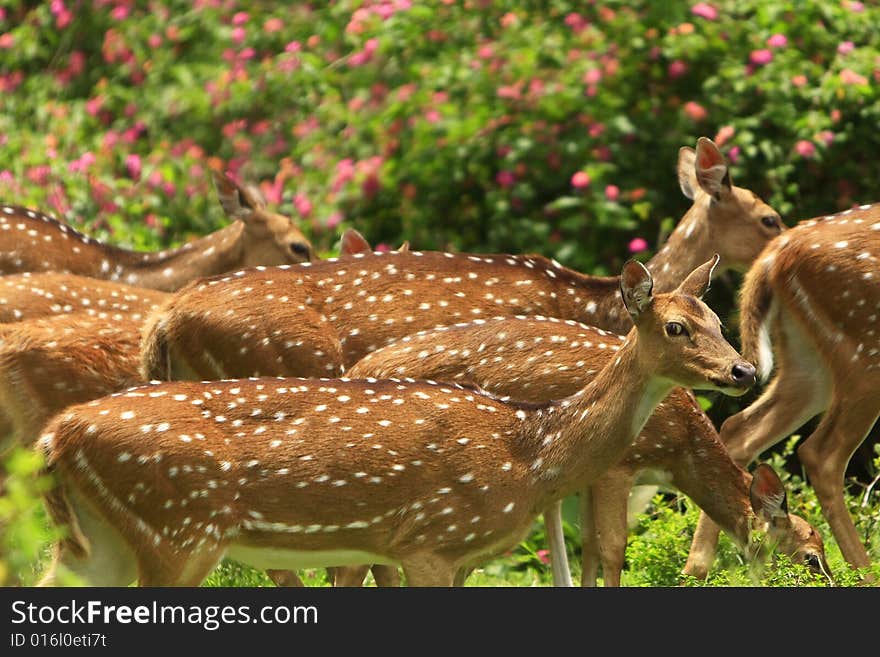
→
(797, 396, 877, 571)
(683, 515, 723, 580)
(543, 499, 573, 587)
(579, 485, 600, 587)
(591, 470, 634, 587)
(370, 565, 401, 587)
(267, 569, 305, 587)
(687, 349, 829, 574)
(332, 565, 370, 587)
(138, 547, 226, 587)
(401, 555, 457, 587)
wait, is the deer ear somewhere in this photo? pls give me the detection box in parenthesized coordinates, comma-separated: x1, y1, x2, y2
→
(340, 228, 372, 256)
(677, 146, 698, 200)
(749, 463, 790, 525)
(676, 254, 719, 299)
(695, 137, 732, 200)
(620, 259, 654, 319)
(211, 169, 266, 222)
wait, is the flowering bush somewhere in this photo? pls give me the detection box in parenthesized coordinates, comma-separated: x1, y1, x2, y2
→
(1, 0, 879, 273)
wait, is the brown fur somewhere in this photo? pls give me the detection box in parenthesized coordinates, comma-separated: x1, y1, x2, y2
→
(0, 170, 314, 292)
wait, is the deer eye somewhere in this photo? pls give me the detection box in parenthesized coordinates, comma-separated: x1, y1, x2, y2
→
(663, 322, 688, 338)
(289, 242, 311, 259)
(665, 322, 688, 337)
(761, 215, 779, 229)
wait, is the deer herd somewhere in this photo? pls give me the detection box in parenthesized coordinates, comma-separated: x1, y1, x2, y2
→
(2, 136, 876, 587)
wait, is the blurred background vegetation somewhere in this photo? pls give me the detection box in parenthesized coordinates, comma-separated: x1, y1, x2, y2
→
(1, 0, 878, 585)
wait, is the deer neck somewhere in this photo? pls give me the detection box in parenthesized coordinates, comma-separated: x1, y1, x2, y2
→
(519, 334, 675, 509)
(119, 222, 245, 291)
(646, 199, 713, 292)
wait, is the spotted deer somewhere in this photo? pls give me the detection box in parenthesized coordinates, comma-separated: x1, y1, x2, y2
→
(140, 137, 780, 381)
(0, 228, 393, 586)
(0, 169, 316, 291)
(0, 272, 168, 324)
(38, 257, 754, 586)
(0, 229, 385, 326)
(685, 203, 880, 579)
(343, 315, 829, 586)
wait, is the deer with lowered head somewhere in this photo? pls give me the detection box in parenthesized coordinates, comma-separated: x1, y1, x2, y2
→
(0, 169, 316, 291)
(140, 137, 781, 382)
(38, 256, 755, 586)
(685, 203, 880, 580)
(343, 314, 830, 586)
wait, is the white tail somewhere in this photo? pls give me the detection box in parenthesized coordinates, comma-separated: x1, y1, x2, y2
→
(39, 258, 753, 586)
(687, 203, 880, 577)
(0, 169, 315, 291)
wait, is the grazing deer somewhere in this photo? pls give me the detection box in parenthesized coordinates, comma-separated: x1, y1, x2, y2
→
(0, 272, 167, 324)
(0, 169, 316, 291)
(38, 257, 754, 586)
(140, 137, 780, 381)
(344, 315, 830, 586)
(686, 204, 880, 578)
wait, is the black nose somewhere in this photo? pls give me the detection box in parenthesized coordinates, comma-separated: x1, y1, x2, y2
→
(731, 362, 756, 388)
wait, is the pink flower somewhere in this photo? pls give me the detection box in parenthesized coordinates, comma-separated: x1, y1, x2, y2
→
(293, 194, 312, 218)
(628, 237, 649, 253)
(816, 130, 834, 146)
(571, 171, 591, 189)
(838, 41, 855, 55)
(364, 38, 379, 55)
(714, 125, 735, 146)
(605, 185, 620, 201)
(110, 5, 129, 20)
(767, 34, 787, 48)
(845, 1, 865, 11)
(691, 3, 718, 20)
(583, 68, 602, 85)
(424, 109, 441, 123)
(232, 11, 249, 25)
(727, 145, 740, 163)
(750, 49, 773, 65)
(564, 13, 587, 33)
(683, 101, 707, 121)
(231, 26, 246, 44)
(840, 68, 868, 85)
(500, 12, 517, 28)
(68, 152, 96, 173)
(496, 170, 516, 188)
(374, 242, 391, 253)
(536, 549, 550, 565)
(326, 211, 342, 229)
(0, 33, 13, 49)
(285, 40, 302, 53)
(791, 74, 808, 87)
(795, 140, 816, 158)
(125, 154, 142, 180)
(148, 33, 162, 48)
(264, 17, 283, 33)
(477, 44, 494, 59)
(667, 60, 688, 79)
